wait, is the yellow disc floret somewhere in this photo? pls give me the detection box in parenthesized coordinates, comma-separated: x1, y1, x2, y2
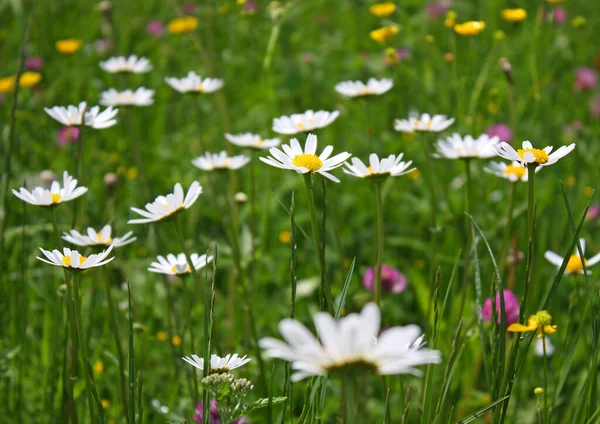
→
(517, 148, 549, 164)
(504, 164, 526, 179)
(566, 255, 586, 273)
(62, 255, 86, 267)
(292, 154, 323, 171)
(51, 193, 62, 204)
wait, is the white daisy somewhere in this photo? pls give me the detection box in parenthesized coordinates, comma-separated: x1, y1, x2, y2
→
(272, 110, 340, 135)
(394, 112, 455, 133)
(334, 78, 393, 97)
(44, 101, 118, 129)
(12, 171, 87, 206)
(164, 71, 223, 94)
(259, 302, 441, 382)
(191, 151, 250, 171)
(484, 161, 533, 182)
(128, 182, 202, 224)
(62, 225, 136, 248)
(37, 245, 114, 270)
(544, 238, 600, 275)
(493, 140, 576, 168)
(433, 133, 500, 159)
(534, 337, 555, 357)
(182, 353, 251, 372)
(148, 253, 213, 275)
(99, 55, 152, 74)
(260, 133, 351, 183)
(343, 153, 415, 179)
(99, 87, 155, 107)
(225, 133, 281, 150)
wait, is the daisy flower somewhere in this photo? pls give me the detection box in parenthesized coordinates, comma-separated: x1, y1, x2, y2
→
(12, 171, 87, 206)
(259, 302, 441, 381)
(99, 87, 155, 107)
(164, 72, 223, 94)
(544, 238, 600, 275)
(493, 140, 576, 168)
(192, 151, 250, 171)
(433, 133, 500, 159)
(343, 153, 415, 179)
(128, 182, 202, 224)
(334, 78, 393, 97)
(148, 253, 213, 275)
(225, 133, 280, 150)
(260, 133, 351, 183)
(272, 110, 340, 135)
(484, 161, 534, 182)
(44, 101, 118, 129)
(507, 310, 557, 338)
(62, 225, 136, 248)
(99, 55, 152, 74)
(37, 245, 114, 270)
(182, 353, 251, 373)
(394, 113, 455, 133)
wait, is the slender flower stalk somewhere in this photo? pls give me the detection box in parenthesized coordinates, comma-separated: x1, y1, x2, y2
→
(542, 335, 549, 423)
(374, 181, 384, 305)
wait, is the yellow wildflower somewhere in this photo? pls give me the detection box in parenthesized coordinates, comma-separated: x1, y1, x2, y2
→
(444, 11, 457, 28)
(584, 186, 594, 197)
(279, 231, 292, 244)
(0, 76, 16, 93)
(101, 400, 110, 409)
(493, 30, 505, 41)
(369, 2, 396, 18)
(425, 34, 435, 43)
(168, 16, 198, 34)
(534, 387, 544, 396)
(156, 331, 168, 341)
(454, 21, 486, 37)
(19, 72, 42, 88)
(408, 169, 420, 180)
(370, 26, 399, 44)
(507, 310, 557, 338)
(172, 335, 182, 346)
(565, 176, 576, 187)
(502, 8, 527, 22)
(56, 39, 83, 54)
(93, 360, 104, 374)
(126, 168, 138, 181)
(488, 103, 500, 115)
(572, 16, 586, 28)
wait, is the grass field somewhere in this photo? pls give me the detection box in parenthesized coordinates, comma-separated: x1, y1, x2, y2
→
(1, 0, 600, 423)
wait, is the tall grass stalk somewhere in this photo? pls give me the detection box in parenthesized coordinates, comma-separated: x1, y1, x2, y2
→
(373, 180, 384, 306)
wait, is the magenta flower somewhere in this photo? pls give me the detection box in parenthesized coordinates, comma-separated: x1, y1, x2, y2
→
(586, 204, 600, 222)
(25, 56, 44, 71)
(244, 1, 258, 13)
(426, 1, 451, 19)
(553, 6, 567, 24)
(482, 289, 520, 326)
(194, 399, 247, 424)
(57, 126, 80, 147)
(147, 20, 165, 36)
(574, 67, 598, 92)
(486, 123, 513, 143)
(362, 264, 407, 294)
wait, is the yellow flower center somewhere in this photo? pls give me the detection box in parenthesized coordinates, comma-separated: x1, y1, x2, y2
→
(504, 165, 526, 179)
(533, 310, 553, 327)
(292, 154, 323, 171)
(62, 255, 86, 267)
(51, 193, 62, 203)
(362, 87, 369, 95)
(171, 264, 191, 274)
(96, 233, 112, 244)
(566, 255, 586, 273)
(296, 122, 305, 130)
(197, 84, 205, 92)
(517, 148, 549, 164)
(257, 139, 264, 146)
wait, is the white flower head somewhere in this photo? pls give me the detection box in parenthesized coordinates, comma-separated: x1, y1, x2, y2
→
(12, 171, 87, 207)
(260, 133, 351, 183)
(225, 133, 281, 150)
(164, 71, 223, 94)
(260, 303, 441, 381)
(535, 337, 555, 357)
(182, 353, 251, 372)
(433, 133, 500, 159)
(334, 78, 393, 97)
(37, 245, 114, 270)
(99, 55, 152, 74)
(192, 151, 250, 171)
(272, 110, 340, 135)
(63, 225, 136, 248)
(394, 112, 455, 133)
(100, 87, 155, 107)
(148, 253, 213, 276)
(343, 153, 415, 179)
(44, 101, 118, 129)
(128, 182, 202, 224)
(484, 161, 534, 182)
(544, 238, 600, 275)
(493, 140, 576, 168)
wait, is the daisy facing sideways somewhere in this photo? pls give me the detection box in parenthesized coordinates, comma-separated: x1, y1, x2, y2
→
(12, 171, 87, 206)
(260, 133, 351, 183)
(128, 182, 202, 224)
(99, 87, 155, 107)
(225, 133, 280, 149)
(259, 302, 441, 381)
(99, 55, 152, 74)
(334, 78, 393, 97)
(544, 238, 600, 274)
(37, 245, 114, 270)
(493, 140, 575, 168)
(394, 112, 454, 133)
(343, 153, 415, 179)
(272, 110, 340, 135)
(44, 101, 118, 129)
(182, 353, 251, 373)
(148, 253, 213, 276)
(192, 151, 250, 171)
(164, 71, 223, 94)
(433, 133, 500, 159)
(484, 161, 538, 182)
(63, 225, 136, 248)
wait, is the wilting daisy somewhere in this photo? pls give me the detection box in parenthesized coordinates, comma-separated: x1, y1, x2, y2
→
(63, 225, 136, 248)
(544, 238, 600, 275)
(343, 153, 415, 179)
(225, 133, 280, 150)
(260, 133, 350, 183)
(508, 310, 557, 338)
(493, 140, 576, 169)
(334, 78, 393, 98)
(128, 182, 202, 224)
(259, 302, 441, 381)
(484, 161, 534, 182)
(148, 253, 213, 275)
(182, 353, 251, 373)
(272, 110, 340, 135)
(99, 88, 155, 107)
(37, 245, 114, 270)
(165, 72, 223, 94)
(12, 171, 87, 206)
(99, 55, 152, 74)
(44, 101, 118, 129)
(433, 133, 500, 159)
(192, 151, 250, 171)
(394, 113, 455, 133)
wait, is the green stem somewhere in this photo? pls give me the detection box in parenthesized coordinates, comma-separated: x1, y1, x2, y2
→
(421, 132, 439, 287)
(522, 165, 536, 319)
(499, 182, 517, 276)
(249, 151, 257, 309)
(72, 122, 86, 228)
(542, 334, 549, 424)
(373, 181, 384, 306)
(302, 173, 334, 314)
(457, 159, 474, 319)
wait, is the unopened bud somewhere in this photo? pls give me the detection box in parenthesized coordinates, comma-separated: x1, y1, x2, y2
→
(500, 58, 513, 85)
